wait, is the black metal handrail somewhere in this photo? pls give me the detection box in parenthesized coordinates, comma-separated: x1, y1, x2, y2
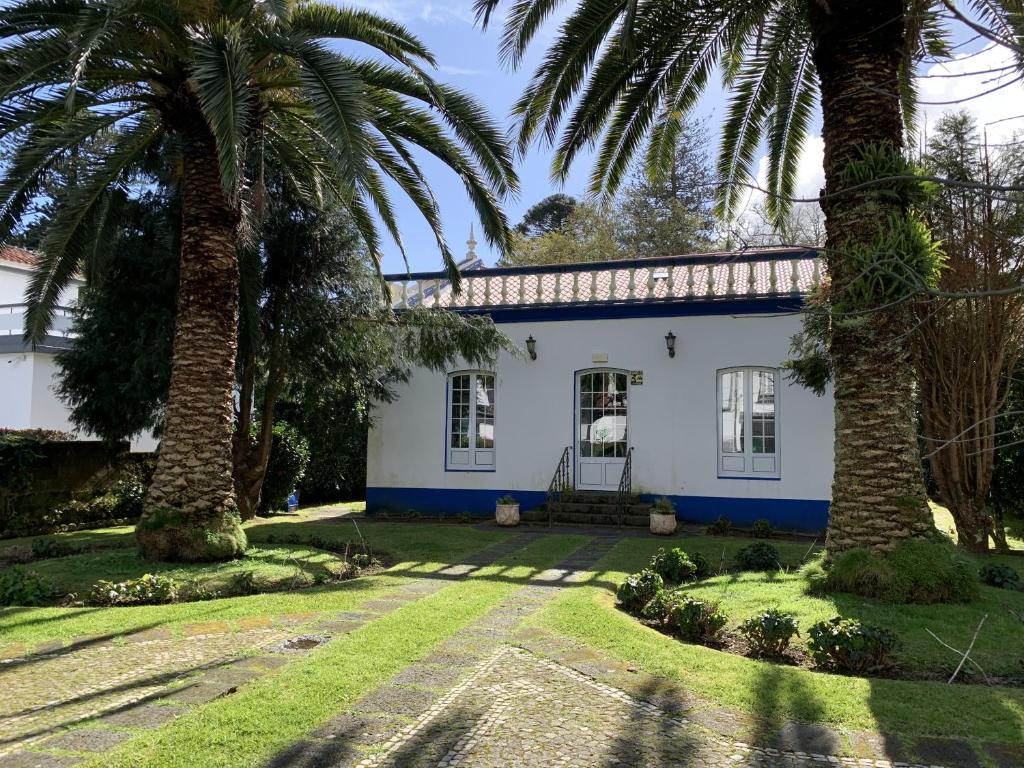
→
(615, 448, 634, 527)
(546, 446, 572, 527)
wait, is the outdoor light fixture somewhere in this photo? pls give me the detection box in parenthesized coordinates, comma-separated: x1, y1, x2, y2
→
(526, 335, 537, 360)
(665, 331, 676, 358)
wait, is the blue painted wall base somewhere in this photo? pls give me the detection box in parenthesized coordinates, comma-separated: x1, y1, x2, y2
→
(365, 486, 829, 531)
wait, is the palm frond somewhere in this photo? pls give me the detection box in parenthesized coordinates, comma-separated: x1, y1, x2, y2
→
(288, 3, 436, 66)
(190, 18, 257, 202)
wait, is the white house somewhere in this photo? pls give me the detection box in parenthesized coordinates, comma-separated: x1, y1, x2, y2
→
(367, 243, 835, 532)
(0, 246, 156, 451)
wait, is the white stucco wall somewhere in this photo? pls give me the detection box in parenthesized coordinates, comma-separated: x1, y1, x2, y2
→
(367, 308, 835, 528)
(0, 353, 35, 429)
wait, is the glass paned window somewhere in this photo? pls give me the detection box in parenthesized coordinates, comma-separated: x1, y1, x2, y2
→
(579, 371, 628, 458)
(718, 368, 780, 477)
(447, 371, 496, 469)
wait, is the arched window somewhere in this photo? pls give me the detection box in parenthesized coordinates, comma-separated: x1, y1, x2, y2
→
(446, 371, 496, 471)
(717, 367, 780, 478)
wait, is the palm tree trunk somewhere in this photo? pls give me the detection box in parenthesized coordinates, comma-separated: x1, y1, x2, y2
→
(810, 0, 933, 554)
(136, 128, 247, 561)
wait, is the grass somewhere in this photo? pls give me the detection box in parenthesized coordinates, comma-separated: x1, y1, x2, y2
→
(0, 521, 508, 650)
(28, 544, 349, 596)
(531, 534, 1024, 743)
(80, 533, 589, 768)
(931, 501, 1024, 551)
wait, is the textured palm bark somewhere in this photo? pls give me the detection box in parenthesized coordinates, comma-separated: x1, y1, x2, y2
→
(136, 129, 247, 561)
(810, 0, 933, 553)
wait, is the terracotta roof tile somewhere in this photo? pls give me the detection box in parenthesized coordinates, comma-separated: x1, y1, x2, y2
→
(0, 245, 39, 267)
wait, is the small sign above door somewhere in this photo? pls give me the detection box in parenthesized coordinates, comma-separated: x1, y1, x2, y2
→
(630, 371, 644, 385)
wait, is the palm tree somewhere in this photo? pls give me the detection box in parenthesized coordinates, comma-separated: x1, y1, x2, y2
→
(475, 0, 1023, 554)
(0, 0, 517, 561)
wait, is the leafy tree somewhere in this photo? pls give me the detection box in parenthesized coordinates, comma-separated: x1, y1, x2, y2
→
(616, 121, 717, 257)
(515, 194, 577, 237)
(913, 112, 1024, 552)
(2, 1, 516, 561)
(55, 189, 178, 443)
(475, 0, 1024, 554)
(502, 201, 626, 266)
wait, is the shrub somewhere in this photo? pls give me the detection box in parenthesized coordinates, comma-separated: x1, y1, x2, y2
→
(496, 495, 517, 505)
(751, 519, 775, 538)
(30, 538, 84, 559)
(111, 459, 153, 519)
(259, 423, 311, 514)
(690, 551, 711, 579)
(669, 596, 728, 642)
(826, 539, 978, 603)
(735, 542, 782, 571)
(979, 563, 1021, 591)
(807, 617, 899, 673)
(650, 547, 698, 583)
(616, 569, 665, 614)
(88, 574, 179, 606)
(651, 497, 675, 515)
(640, 587, 684, 626)
(739, 609, 800, 656)
(706, 515, 732, 536)
(0, 566, 53, 606)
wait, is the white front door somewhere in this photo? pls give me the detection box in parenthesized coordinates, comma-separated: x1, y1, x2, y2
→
(576, 369, 629, 491)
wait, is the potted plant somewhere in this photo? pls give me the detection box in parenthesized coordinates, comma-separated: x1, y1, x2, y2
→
(649, 496, 677, 535)
(495, 494, 520, 526)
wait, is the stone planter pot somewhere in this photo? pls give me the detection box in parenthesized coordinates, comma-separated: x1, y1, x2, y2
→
(650, 512, 677, 535)
(495, 503, 520, 526)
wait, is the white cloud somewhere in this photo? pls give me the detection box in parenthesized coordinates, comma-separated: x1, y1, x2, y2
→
(918, 45, 1024, 143)
(438, 64, 486, 77)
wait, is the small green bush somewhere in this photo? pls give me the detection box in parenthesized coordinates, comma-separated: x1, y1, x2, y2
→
(616, 569, 665, 614)
(259, 422, 311, 514)
(706, 515, 732, 536)
(739, 608, 800, 656)
(30, 538, 85, 559)
(735, 542, 782, 571)
(88, 573, 179, 606)
(228, 570, 258, 596)
(0, 566, 53, 606)
(650, 548, 698, 583)
(826, 539, 978, 603)
(496, 494, 517, 505)
(669, 596, 728, 642)
(640, 587, 685, 626)
(751, 518, 775, 538)
(979, 562, 1021, 591)
(807, 617, 899, 673)
(690, 551, 711, 579)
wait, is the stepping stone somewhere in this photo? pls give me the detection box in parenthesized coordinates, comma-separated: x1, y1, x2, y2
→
(773, 722, 841, 755)
(360, 600, 409, 613)
(318, 620, 364, 634)
(391, 664, 467, 689)
(3, 752, 82, 768)
(236, 655, 291, 671)
(96, 703, 184, 729)
(847, 731, 906, 762)
(202, 667, 262, 687)
(355, 685, 438, 718)
(687, 707, 757, 739)
(914, 737, 981, 767)
(333, 612, 374, 621)
(264, 739, 361, 768)
(163, 681, 236, 705)
(44, 728, 133, 752)
(311, 713, 401, 745)
(420, 650, 484, 667)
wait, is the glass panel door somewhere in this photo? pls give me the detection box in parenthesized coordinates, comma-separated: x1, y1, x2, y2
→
(576, 370, 629, 490)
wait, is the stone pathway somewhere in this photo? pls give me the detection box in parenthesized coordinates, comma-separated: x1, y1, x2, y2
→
(0, 532, 546, 767)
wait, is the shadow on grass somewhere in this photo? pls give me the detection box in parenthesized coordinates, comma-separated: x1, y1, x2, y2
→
(0, 621, 163, 673)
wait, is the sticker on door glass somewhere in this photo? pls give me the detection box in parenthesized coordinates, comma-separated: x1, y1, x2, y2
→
(630, 371, 644, 385)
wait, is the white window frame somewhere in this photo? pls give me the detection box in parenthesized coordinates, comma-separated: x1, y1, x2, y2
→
(445, 370, 496, 472)
(716, 367, 781, 479)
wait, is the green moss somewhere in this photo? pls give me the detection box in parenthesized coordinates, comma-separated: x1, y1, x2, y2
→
(136, 507, 247, 562)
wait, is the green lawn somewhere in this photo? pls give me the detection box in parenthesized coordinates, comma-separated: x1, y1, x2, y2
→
(0, 521, 509, 651)
(531, 534, 1024, 744)
(81, 533, 589, 768)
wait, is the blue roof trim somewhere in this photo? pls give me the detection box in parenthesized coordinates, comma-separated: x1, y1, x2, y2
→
(446, 296, 806, 324)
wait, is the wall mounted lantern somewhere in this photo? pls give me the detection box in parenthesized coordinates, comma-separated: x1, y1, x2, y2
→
(526, 335, 537, 360)
(665, 331, 676, 358)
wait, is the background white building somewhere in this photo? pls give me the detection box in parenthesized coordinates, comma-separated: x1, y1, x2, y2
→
(0, 246, 155, 451)
(367, 248, 834, 531)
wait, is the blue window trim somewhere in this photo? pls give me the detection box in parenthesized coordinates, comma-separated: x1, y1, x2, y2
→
(444, 370, 497, 473)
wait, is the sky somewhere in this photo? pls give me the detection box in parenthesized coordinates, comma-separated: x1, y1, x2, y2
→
(338, 1, 1024, 275)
